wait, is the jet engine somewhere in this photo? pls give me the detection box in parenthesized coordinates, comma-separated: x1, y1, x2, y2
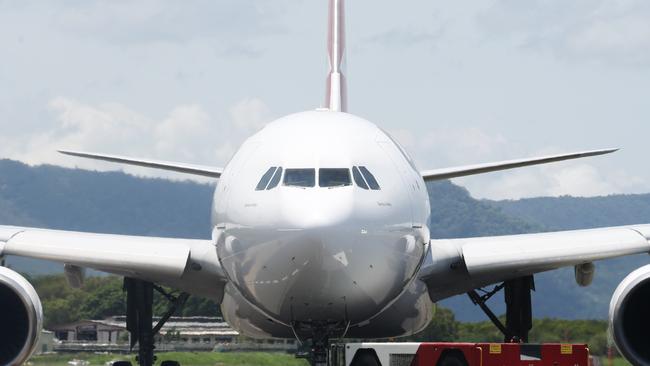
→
(609, 264, 650, 366)
(0, 266, 43, 366)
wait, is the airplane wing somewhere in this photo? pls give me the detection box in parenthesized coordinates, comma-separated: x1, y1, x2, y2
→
(419, 224, 650, 301)
(0, 225, 227, 300)
(59, 150, 223, 178)
(420, 148, 617, 181)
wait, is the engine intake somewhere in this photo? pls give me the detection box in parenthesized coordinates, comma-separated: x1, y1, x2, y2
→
(0, 267, 43, 366)
(609, 264, 650, 366)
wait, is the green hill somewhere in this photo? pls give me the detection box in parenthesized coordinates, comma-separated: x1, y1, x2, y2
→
(0, 159, 213, 274)
(427, 180, 539, 238)
(488, 194, 650, 231)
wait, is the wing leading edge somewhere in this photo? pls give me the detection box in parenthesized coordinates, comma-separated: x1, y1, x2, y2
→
(420, 148, 617, 181)
(419, 224, 650, 302)
(59, 150, 223, 178)
(0, 225, 227, 301)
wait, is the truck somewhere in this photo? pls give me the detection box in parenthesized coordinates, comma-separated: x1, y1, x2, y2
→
(328, 342, 590, 366)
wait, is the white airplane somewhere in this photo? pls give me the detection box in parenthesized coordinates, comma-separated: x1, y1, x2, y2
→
(1, 1, 649, 366)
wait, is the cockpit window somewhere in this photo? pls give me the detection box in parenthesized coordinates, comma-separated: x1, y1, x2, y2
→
(266, 167, 283, 189)
(256, 167, 277, 191)
(284, 169, 315, 187)
(319, 168, 351, 187)
(358, 166, 380, 190)
(352, 167, 368, 190)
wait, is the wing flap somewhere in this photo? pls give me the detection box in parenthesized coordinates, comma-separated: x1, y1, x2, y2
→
(420, 148, 617, 181)
(59, 150, 223, 178)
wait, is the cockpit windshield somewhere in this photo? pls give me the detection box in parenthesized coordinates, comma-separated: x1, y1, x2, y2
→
(319, 168, 351, 187)
(352, 166, 381, 190)
(284, 169, 315, 187)
(352, 166, 368, 189)
(256, 167, 277, 191)
(267, 167, 283, 189)
(256, 166, 378, 190)
(358, 166, 380, 190)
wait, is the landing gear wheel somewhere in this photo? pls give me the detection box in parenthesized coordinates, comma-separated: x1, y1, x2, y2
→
(111, 362, 133, 366)
(436, 350, 469, 366)
(310, 338, 329, 366)
(161, 361, 181, 366)
(292, 319, 350, 366)
(349, 349, 381, 366)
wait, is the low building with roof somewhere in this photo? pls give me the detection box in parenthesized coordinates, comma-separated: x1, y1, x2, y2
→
(49, 316, 296, 353)
(52, 319, 125, 344)
(35, 330, 56, 354)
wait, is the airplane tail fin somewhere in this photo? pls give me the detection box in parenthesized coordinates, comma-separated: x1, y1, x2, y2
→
(325, 0, 347, 112)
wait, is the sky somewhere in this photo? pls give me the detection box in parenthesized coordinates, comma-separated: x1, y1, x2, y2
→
(1, 0, 650, 200)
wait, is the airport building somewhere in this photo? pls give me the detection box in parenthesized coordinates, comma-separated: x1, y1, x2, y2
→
(49, 316, 296, 352)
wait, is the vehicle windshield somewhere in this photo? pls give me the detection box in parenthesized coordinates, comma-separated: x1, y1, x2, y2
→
(319, 168, 351, 187)
(284, 169, 315, 187)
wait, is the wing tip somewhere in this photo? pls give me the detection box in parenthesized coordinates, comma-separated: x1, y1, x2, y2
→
(601, 147, 619, 153)
(58, 149, 81, 156)
(589, 147, 619, 156)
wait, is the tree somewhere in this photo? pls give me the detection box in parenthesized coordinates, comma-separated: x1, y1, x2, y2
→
(32, 274, 222, 328)
(407, 306, 459, 342)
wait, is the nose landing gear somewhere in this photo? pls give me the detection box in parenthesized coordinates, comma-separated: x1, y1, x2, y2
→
(311, 334, 329, 366)
(293, 320, 350, 366)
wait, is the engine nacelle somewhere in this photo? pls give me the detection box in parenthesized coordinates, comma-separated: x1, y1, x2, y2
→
(609, 264, 650, 366)
(0, 267, 43, 366)
(574, 262, 595, 287)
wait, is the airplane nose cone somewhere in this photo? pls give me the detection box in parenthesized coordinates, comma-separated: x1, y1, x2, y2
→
(278, 187, 354, 229)
(274, 229, 423, 325)
(217, 196, 425, 326)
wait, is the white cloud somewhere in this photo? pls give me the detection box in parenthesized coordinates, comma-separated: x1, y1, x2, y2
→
(458, 155, 648, 200)
(393, 125, 646, 200)
(565, 14, 650, 66)
(390, 126, 511, 169)
(1, 0, 649, 200)
(50, 1, 290, 46)
(1, 96, 273, 180)
(229, 98, 272, 134)
(361, 27, 444, 48)
(477, 0, 650, 67)
(461, 163, 619, 200)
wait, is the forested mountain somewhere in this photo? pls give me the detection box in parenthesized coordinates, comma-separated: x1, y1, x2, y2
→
(0, 159, 213, 273)
(1, 159, 648, 321)
(427, 181, 539, 238)
(489, 194, 650, 231)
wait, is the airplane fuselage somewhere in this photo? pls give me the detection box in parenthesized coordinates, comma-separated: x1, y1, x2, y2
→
(212, 110, 433, 338)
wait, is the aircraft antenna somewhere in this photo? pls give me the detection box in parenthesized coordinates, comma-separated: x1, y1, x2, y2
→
(325, 0, 347, 112)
